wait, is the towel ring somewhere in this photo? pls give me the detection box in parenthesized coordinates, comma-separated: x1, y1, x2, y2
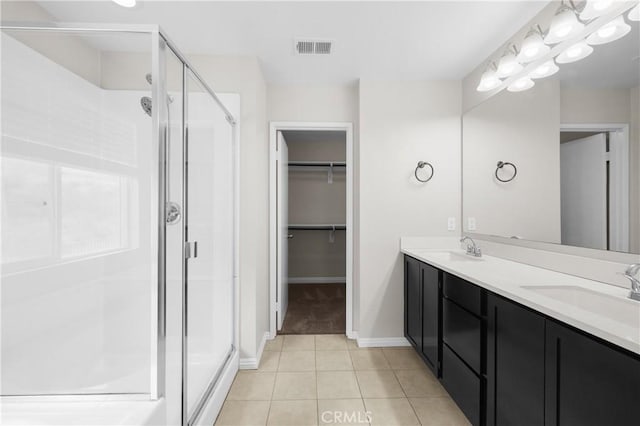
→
(495, 161, 517, 183)
(415, 161, 434, 183)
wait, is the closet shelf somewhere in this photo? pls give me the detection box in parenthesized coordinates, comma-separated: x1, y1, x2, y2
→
(288, 161, 346, 168)
(288, 224, 346, 230)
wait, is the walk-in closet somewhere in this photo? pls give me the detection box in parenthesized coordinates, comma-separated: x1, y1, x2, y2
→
(279, 130, 346, 335)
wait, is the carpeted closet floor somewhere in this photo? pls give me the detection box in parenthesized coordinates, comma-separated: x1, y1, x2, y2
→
(280, 283, 346, 335)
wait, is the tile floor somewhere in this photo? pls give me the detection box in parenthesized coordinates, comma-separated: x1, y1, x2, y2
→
(215, 335, 470, 426)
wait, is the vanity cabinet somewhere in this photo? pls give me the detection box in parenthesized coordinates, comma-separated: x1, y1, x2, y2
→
(403, 254, 640, 426)
(544, 320, 640, 426)
(486, 294, 545, 426)
(403, 255, 440, 376)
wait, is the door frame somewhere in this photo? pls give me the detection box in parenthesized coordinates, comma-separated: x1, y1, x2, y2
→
(269, 122, 355, 339)
(560, 123, 630, 252)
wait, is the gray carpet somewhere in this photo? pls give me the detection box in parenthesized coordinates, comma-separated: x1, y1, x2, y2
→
(280, 283, 346, 335)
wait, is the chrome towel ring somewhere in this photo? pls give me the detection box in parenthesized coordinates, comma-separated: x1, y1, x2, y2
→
(495, 161, 517, 183)
(415, 161, 434, 183)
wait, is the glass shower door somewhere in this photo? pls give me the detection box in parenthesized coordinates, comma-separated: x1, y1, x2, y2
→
(184, 69, 235, 423)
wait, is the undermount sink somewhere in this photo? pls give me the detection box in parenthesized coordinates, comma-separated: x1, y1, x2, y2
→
(522, 285, 640, 328)
(432, 251, 485, 262)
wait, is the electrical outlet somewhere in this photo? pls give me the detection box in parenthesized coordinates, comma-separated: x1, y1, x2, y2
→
(467, 217, 477, 231)
(447, 217, 456, 231)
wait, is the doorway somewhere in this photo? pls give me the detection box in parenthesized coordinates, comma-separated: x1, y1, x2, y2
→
(560, 124, 629, 252)
(269, 122, 354, 339)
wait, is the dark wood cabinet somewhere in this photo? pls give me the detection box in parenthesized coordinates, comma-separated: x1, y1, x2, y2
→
(487, 294, 545, 426)
(441, 344, 482, 426)
(545, 320, 640, 426)
(404, 256, 422, 350)
(421, 262, 440, 375)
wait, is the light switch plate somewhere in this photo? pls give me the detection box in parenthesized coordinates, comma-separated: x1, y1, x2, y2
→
(447, 217, 456, 231)
(467, 217, 477, 231)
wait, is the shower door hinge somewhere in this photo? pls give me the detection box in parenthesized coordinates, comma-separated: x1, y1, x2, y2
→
(185, 241, 198, 259)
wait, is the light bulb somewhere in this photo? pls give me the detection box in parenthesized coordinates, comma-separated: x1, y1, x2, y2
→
(530, 60, 560, 79)
(556, 41, 594, 64)
(629, 4, 640, 21)
(112, 0, 136, 7)
(545, 6, 584, 44)
(507, 77, 535, 92)
(517, 28, 550, 63)
(580, 0, 614, 20)
(496, 48, 523, 78)
(586, 16, 631, 45)
(477, 67, 502, 92)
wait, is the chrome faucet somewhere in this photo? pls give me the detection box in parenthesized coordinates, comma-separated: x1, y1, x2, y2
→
(624, 263, 640, 301)
(460, 236, 482, 257)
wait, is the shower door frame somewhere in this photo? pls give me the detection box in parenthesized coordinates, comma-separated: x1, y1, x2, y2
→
(0, 23, 240, 425)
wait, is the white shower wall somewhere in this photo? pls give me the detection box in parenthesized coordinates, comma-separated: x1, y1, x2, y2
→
(1, 34, 157, 396)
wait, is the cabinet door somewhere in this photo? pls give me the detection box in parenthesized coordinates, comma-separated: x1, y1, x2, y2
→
(421, 263, 440, 375)
(404, 256, 422, 350)
(487, 295, 545, 426)
(545, 320, 640, 426)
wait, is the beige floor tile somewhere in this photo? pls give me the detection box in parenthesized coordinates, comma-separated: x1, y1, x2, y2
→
(394, 369, 447, 397)
(355, 370, 405, 398)
(278, 351, 316, 371)
(318, 399, 370, 425)
(283, 335, 316, 351)
(382, 348, 426, 370)
(364, 398, 420, 426)
(268, 400, 318, 426)
(346, 339, 359, 350)
(273, 371, 317, 400)
(227, 372, 276, 401)
(409, 397, 471, 426)
(215, 400, 270, 426)
(349, 349, 391, 370)
(264, 335, 284, 352)
(317, 371, 361, 399)
(257, 351, 280, 372)
(316, 351, 353, 371)
(316, 334, 348, 351)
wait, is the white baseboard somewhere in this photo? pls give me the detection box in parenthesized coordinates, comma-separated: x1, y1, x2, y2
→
(288, 276, 346, 284)
(239, 331, 270, 370)
(356, 337, 411, 348)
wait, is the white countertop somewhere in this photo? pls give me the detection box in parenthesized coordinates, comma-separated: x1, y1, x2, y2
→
(401, 248, 640, 355)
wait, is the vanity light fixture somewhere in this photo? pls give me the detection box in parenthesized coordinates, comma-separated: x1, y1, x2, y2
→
(556, 40, 594, 63)
(545, 3, 584, 44)
(507, 76, 535, 92)
(477, 64, 502, 92)
(629, 4, 640, 21)
(580, 0, 615, 20)
(530, 59, 560, 79)
(586, 15, 631, 45)
(517, 26, 551, 63)
(112, 0, 136, 7)
(496, 46, 523, 78)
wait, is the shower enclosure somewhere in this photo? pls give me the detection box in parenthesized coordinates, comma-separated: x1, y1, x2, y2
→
(0, 23, 238, 426)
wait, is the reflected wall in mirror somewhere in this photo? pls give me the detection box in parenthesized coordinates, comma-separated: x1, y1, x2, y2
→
(463, 9, 640, 254)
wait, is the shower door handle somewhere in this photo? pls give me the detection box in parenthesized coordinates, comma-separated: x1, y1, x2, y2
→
(185, 241, 198, 259)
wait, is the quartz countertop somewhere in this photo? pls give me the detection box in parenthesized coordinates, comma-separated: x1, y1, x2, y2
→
(401, 247, 640, 355)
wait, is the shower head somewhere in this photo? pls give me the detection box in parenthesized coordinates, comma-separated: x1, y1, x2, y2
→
(140, 96, 152, 117)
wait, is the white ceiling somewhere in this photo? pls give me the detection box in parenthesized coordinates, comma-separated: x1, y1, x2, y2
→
(35, 0, 550, 84)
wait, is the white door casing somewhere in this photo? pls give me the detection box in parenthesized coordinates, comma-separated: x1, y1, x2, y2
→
(276, 131, 289, 331)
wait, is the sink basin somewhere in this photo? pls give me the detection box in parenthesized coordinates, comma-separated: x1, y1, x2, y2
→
(522, 285, 640, 328)
(430, 251, 485, 262)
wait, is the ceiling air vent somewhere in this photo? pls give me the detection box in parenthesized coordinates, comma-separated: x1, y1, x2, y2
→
(294, 38, 333, 55)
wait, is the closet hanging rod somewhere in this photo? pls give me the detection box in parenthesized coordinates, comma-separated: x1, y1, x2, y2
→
(288, 224, 347, 230)
(288, 161, 346, 168)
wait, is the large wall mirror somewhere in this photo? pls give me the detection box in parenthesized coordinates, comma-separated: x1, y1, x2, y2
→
(463, 2, 640, 255)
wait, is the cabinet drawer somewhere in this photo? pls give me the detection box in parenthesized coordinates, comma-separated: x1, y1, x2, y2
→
(441, 344, 480, 426)
(443, 273, 482, 316)
(443, 298, 481, 373)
